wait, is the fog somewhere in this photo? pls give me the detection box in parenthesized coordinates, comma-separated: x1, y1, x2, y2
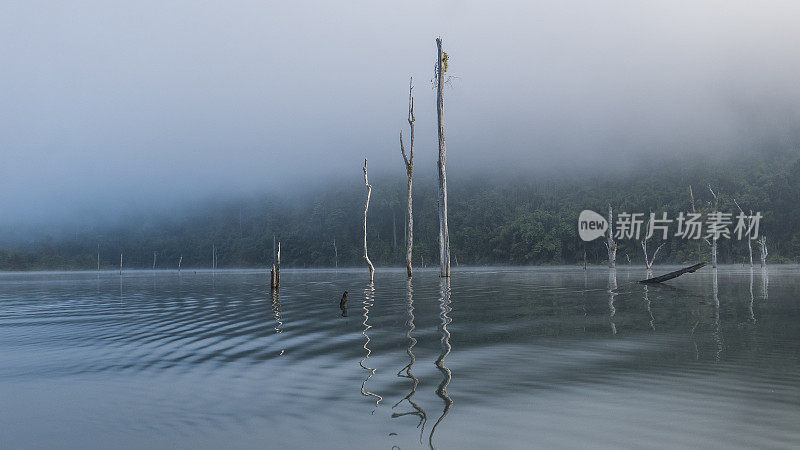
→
(3, 0, 800, 228)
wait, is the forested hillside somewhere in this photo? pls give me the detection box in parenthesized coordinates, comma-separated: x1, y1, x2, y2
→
(2, 149, 799, 270)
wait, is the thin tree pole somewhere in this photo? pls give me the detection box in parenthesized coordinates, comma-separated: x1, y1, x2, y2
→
(733, 198, 754, 267)
(400, 76, 415, 277)
(435, 37, 451, 277)
(178, 255, 183, 272)
(605, 204, 617, 268)
(152, 251, 157, 270)
(119, 253, 123, 275)
(270, 235, 280, 290)
(333, 238, 338, 269)
(708, 185, 719, 268)
(363, 158, 375, 282)
(96, 244, 100, 271)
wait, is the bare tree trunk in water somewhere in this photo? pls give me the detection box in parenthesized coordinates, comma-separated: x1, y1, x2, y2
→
(119, 253, 123, 275)
(604, 204, 617, 268)
(178, 255, 182, 272)
(641, 213, 665, 270)
(363, 159, 375, 282)
(689, 185, 702, 260)
(758, 236, 768, 268)
(270, 237, 281, 290)
(435, 37, 451, 277)
(400, 77, 415, 278)
(153, 251, 157, 270)
(333, 238, 338, 269)
(733, 198, 754, 267)
(708, 185, 719, 268)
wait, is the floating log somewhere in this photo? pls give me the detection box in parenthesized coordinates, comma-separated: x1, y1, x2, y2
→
(639, 262, 706, 284)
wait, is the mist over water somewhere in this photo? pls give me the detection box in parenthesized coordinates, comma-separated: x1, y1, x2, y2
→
(3, 1, 800, 227)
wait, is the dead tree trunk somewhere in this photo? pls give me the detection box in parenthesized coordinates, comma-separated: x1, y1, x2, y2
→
(708, 185, 719, 268)
(435, 37, 451, 277)
(119, 253, 123, 275)
(178, 255, 183, 272)
(400, 77, 415, 278)
(270, 237, 281, 290)
(333, 238, 338, 269)
(733, 198, 754, 267)
(152, 251, 157, 270)
(96, 244, 100, 271)
(604, 204, 617, 268)
(758, 236, 767, 268)
(363, 159, 375, 282)
(641, 213, 666, 270)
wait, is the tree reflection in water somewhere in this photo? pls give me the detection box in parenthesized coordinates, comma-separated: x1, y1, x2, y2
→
(429, 278, 453, 449)
(391, 278, 427, 442)
(360, 282, 382, 408)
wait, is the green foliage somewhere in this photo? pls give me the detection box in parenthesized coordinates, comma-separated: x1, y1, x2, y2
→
(2, 151, 799, 270)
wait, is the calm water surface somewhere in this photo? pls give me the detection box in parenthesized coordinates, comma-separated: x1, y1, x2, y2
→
(1, 266, 799, 449)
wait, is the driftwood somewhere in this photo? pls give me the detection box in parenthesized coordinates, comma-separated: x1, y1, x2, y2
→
(639, 262, 706, 284)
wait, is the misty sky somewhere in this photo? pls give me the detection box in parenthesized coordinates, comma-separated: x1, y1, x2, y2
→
(3, 0, 800, 225)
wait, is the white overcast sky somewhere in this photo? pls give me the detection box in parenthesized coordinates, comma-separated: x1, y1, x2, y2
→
(2, 0, 800, 224)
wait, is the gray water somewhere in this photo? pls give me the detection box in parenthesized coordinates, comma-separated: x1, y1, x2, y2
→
(1, 266, 799, 449)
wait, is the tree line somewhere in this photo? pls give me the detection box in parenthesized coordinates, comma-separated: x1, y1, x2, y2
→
(1, 148, 798, 271)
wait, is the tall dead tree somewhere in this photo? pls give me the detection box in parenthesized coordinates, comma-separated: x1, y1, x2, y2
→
(758, 235, 768, 268)
(96, 244, 100, 271)
(119, 253, 123, 275)
(363, 159, 375, 282)
(435, 37, 451, 277)
(400, 77, 415, 278)
(152, 251, 157, 270)
(641, 213, 666, 270)
(604, 204, 617, 268)
(733, 198, 754, 267)
(270, 236, 281, 290)
(707, 185, 719, 268)
(178, 255, 183, 272)
(332, 238, 338, 269)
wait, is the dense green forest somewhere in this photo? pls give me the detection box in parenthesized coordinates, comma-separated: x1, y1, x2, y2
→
(2, 149, 799, 270)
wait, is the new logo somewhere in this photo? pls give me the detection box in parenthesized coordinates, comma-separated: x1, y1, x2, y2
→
(578, 210, 607, 242)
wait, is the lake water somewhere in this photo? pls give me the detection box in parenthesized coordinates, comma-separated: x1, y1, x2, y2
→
(1, 266, 799, 449)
